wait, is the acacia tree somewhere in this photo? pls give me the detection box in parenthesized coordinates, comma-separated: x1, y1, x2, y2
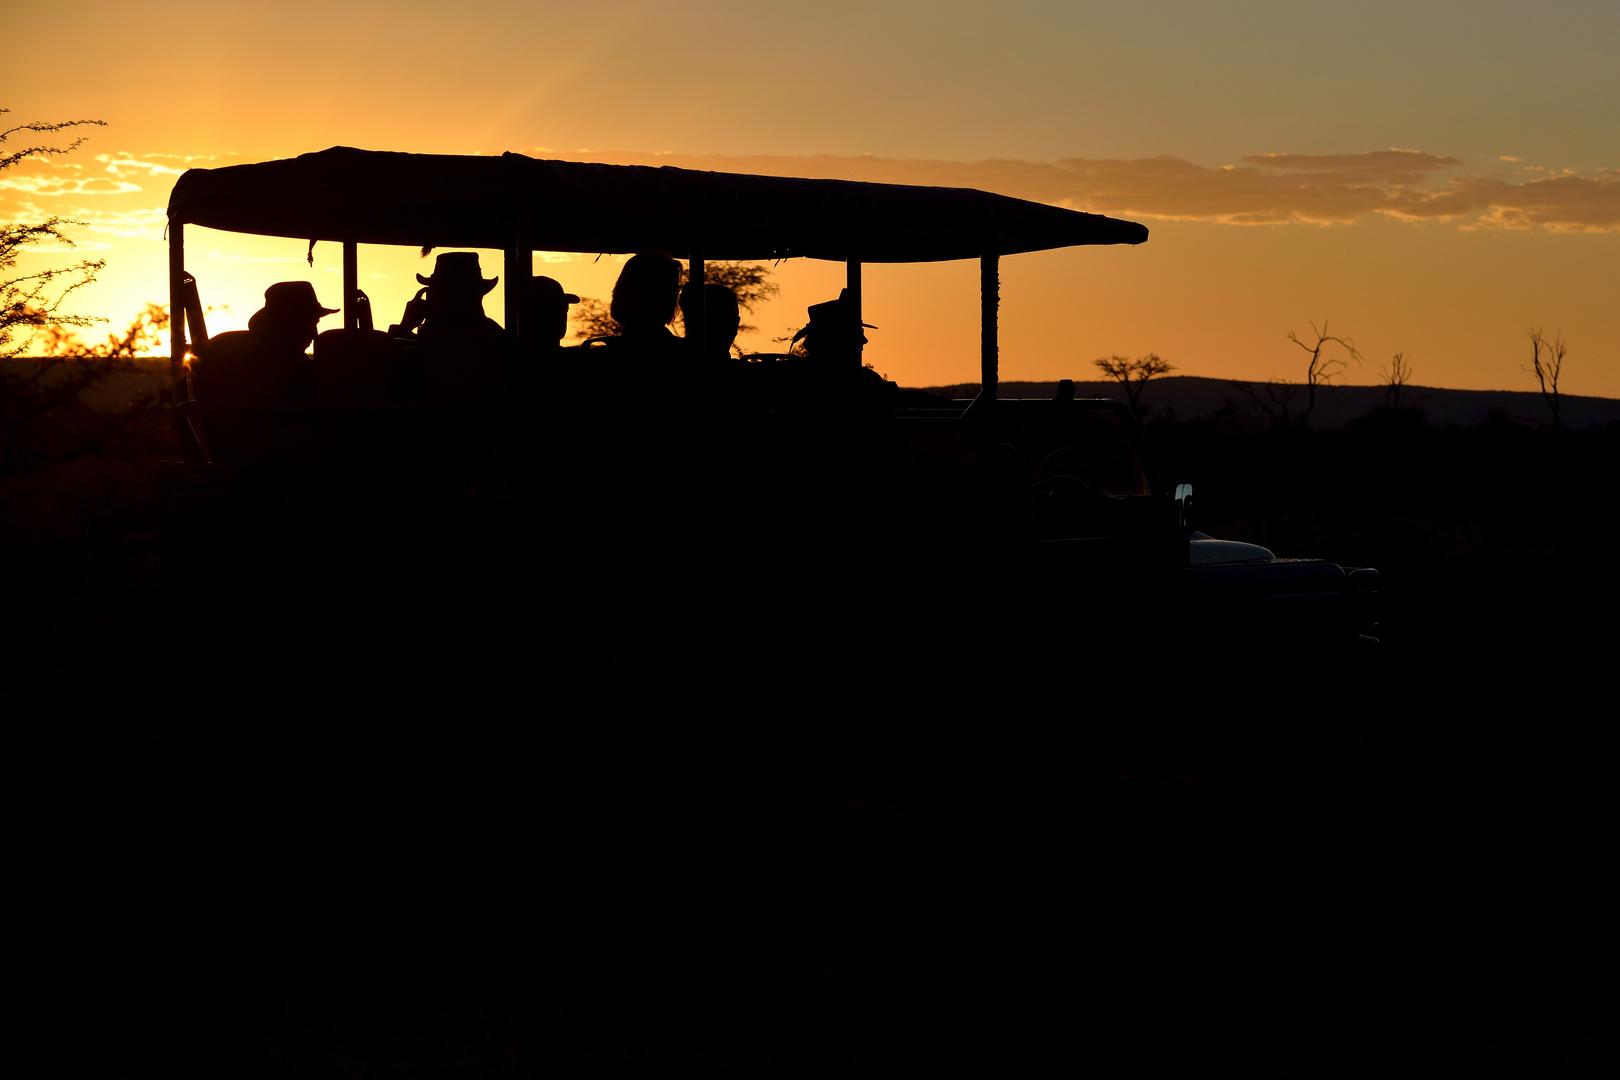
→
(1093, 353, 1174, 419)
(0, 109, 107, 359)
(1526, 328, 1566, 430)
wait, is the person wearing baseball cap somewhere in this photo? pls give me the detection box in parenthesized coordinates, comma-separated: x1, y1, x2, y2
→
(530, 274, 580, 350)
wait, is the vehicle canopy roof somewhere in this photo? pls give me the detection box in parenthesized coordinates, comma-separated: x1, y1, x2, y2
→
(166, 146, 1148, 263)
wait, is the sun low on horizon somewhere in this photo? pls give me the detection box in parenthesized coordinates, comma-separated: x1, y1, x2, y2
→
(6, 0, 1620, 395)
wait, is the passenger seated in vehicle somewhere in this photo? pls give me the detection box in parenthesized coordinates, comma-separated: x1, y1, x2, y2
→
(388, 252, 504, 342)
(530, 274, 580, 353)
(388, 252, 506, 402)
(679, 282, 742, 365)
(787, 290, 890, 406)
(191, 281, 337, 403)
(598, 252, 683, 362)
(791, 289, 876, 367)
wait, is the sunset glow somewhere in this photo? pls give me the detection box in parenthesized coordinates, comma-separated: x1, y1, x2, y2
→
(8, 0, 1620, 393)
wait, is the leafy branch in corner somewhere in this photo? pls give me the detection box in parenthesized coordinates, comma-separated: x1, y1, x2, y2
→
(1, 108, 109, 360)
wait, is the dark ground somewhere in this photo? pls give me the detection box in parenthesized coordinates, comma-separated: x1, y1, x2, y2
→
(2, 383, 1615, 1078)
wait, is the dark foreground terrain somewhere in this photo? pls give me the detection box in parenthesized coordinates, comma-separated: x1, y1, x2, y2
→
(2, 371, 1614, 1077)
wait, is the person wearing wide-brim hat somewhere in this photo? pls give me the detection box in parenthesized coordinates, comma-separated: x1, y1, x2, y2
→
(247, 280, 339, 340)
(416, 251, 498, 295)
(791, 288, 876, 362)
(193, 281, 337, 404)
(390, 251, 503, 341)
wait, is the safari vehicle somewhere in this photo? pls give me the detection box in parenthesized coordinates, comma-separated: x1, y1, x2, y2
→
(159, 147, 1377, 658)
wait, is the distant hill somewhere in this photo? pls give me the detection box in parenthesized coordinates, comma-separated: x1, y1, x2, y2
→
(9, 358, 1616, 430)
(917, 375, 1620, 429)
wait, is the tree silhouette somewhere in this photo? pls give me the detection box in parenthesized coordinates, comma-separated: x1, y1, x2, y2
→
(0, 109, 107, 359)
(1526, 328, 1566, 430)
(1286, 320, 1361, 425)
(1093, 353, 1174, 419)
(1381, 352, 1414, 411)
(1227, 322, 1360, 429)
(1, 305, 167, 479)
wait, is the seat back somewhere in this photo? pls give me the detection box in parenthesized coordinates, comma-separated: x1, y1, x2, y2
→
(313, 328, 394, 403)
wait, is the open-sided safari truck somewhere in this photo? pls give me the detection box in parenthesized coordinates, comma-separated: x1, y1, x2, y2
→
(161, 147, 1376, 661)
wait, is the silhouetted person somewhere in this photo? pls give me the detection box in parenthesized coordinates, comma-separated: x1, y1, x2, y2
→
(530, 274, 580, 352)
(784, 289, 887, 411)
(389, 252, 504, 343)
(790, 289, 874, 366)
(602, 252, 683, 363)
(192, 281, 336, 402)
(388, 252, 506, 402)
(679, 282, 742, 365)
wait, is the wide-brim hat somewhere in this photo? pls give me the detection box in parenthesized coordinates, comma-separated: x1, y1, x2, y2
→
(532, 275, 580, 304)
(247, 280, 338, 331)
(417, 251, 498, 294)
(791, 289, 876, 345)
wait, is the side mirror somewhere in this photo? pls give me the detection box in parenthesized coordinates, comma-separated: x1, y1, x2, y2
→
(1174, 483, 1193, 528)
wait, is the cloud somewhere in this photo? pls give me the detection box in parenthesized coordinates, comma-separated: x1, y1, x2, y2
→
(0, 174, 142, 196)
(11, 239, 114, 254)
(0, 151, 233, 204)
(96, 151, 232, 177)
(1388, 172, 1620, 232)
(207, 249, 309, 263)
(72, 206, 170, 240)
(518, 146, 1620, 233)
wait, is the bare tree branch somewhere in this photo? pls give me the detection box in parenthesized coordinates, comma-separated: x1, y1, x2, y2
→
(1381, 352, 1414, 411)
(1285, 320, 1362, 426)
(1525, 328, 1566, 430)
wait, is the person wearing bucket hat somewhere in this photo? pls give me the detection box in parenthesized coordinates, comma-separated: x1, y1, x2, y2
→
(791, 289, 875, 364)
(389, 251, 503, 341)
(192, 281, 336, 402)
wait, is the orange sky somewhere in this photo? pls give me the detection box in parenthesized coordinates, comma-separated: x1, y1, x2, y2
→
(7, 1, 1620, 394)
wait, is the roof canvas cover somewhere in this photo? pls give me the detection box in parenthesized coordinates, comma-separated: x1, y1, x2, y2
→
(167, 147, 1148, 263)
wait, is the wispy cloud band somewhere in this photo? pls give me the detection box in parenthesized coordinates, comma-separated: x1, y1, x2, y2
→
(521, 147, 1620, 233)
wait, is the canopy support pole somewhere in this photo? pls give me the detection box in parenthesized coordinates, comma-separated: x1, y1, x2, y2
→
(847, 256, 862, 364)
(506, 206, 533, 344)
(342, 240, 358, 332)
(980, 252, 998, 401)
(169, 221, 187, 372)
(688, 248, 705, 360)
